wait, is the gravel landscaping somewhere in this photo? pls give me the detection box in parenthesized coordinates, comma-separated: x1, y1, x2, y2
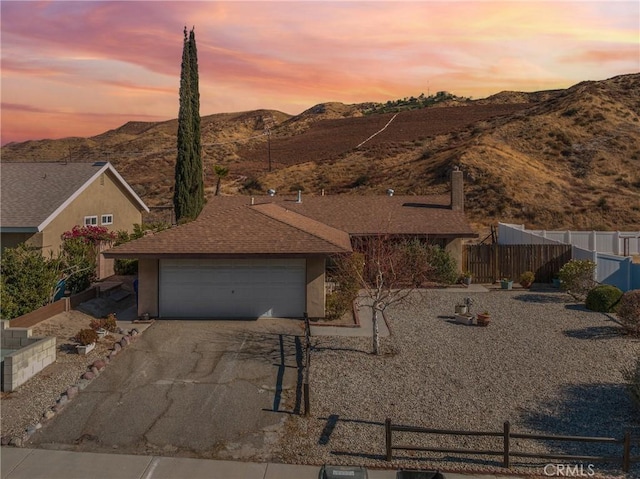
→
(277, 287, 640, 477)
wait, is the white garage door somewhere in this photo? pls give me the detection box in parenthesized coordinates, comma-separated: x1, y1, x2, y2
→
(159, 258, 306, 319)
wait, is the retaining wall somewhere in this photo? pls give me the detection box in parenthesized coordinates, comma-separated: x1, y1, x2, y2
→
(1, 321, 56, 392)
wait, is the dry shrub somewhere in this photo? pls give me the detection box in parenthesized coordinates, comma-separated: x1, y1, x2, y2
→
(618, 290, 640, 335)
(74, 328, 98, 346)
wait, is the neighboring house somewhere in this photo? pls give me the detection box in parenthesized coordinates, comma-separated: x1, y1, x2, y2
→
(105, 170, 476, 320)
(1, 162, 149, 276)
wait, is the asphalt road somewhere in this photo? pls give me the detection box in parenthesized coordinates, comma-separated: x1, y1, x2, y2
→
(30, 319, 305, 461)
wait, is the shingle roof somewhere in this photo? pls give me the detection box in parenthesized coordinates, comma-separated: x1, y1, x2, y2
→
(105, 198, 353, 258)
(266, 195, 477, 237)
(1, 162, 148, 231)
(105, 194, 476, 258)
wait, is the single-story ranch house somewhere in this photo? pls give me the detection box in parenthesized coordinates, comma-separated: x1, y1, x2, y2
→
(105, 169, 476, 319)
(1, 161, 149, 257)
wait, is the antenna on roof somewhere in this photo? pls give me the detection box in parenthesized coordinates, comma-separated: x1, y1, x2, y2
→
(296, 190, 302, 203)
(387, 188, 394, 197)
(267, 189, 276, 197)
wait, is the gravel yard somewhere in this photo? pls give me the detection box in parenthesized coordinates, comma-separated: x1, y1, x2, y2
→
(1, 309, 130, 443)
(277, 287, 640, 477)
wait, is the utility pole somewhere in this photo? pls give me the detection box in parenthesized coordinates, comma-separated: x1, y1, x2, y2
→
(266, 127, 272, 172)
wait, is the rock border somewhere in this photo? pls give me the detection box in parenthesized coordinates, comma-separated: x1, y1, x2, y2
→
(1, 328, 140, 447)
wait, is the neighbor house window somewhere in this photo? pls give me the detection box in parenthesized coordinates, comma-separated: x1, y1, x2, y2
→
(101, 214, 113, 225)
(84, 216, 98, 226)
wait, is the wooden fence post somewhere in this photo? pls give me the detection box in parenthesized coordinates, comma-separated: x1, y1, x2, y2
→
(623, 431, 631, 472)
(503, 421, 511, 468)
(304, 313, 311, 417)
(385, 418, 392, 461)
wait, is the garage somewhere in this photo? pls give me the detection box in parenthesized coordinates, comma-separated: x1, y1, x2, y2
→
(159, 258, 306, 319)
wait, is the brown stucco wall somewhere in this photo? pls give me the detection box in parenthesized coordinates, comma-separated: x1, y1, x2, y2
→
(306, 256, 326, 318)
(41, 170, 143, 257)
(444, 237, 464, 273)
(138, 258, 159, 318)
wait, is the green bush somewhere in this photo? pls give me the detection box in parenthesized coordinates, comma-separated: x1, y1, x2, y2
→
(585, 285, 623, 312)
(425, 245, 458, 285)
(558, 259, 596, 300)
(60, 237, 95, 294)
(618, 289, 640, 335)
(0, 244, 60, 320)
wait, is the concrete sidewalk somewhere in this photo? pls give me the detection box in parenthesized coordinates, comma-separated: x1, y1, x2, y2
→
(1, 448, 522, 479)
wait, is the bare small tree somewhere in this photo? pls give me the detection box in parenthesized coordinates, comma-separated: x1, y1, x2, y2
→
(338, 236, 436, 354)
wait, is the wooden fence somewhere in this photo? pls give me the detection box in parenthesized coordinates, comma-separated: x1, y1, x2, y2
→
(385, 419, 636, 473)
(10, 287, 99, 328)
(463, 244, 572, 284)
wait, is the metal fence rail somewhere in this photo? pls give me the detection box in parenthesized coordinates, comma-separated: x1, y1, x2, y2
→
(384, 419, 635, 472)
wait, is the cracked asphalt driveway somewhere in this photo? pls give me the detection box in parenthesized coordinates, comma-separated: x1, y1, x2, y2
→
(30, 319, 305, 461)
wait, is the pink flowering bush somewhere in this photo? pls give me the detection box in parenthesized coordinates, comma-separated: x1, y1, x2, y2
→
(61, 225, 116, 244)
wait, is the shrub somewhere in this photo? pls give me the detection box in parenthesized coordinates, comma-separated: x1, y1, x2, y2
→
(623, 353, 640, 406)
(558, 259, 596, 300)
(89, 313, 118, 333)
(74, 328, 99, 346)
(585, 285, 623, 312)
(0, 244, 61, 319)
(617, 290, 640, 335)
(425, 245, 458, 285)
(60, 237, 95, 294)
(325, 253, 364, 320)
(519, 271, 535, 287)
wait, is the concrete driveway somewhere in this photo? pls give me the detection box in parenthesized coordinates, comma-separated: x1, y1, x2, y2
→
(30, 319, 305, 461)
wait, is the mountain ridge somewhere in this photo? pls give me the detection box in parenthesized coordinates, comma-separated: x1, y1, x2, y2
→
(2, 73, 639, 233)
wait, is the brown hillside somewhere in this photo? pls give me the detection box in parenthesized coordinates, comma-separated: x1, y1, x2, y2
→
(2, 73, 639, 234)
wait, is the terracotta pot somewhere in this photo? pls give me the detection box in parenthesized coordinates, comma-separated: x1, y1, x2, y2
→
(476, 314, 490, 326)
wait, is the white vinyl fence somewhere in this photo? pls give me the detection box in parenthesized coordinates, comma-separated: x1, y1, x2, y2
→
(499, 223, 640, 291)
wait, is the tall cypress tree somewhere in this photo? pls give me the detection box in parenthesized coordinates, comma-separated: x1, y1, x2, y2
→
(188, 28, 204, 216)
(174, 26, 204, 222)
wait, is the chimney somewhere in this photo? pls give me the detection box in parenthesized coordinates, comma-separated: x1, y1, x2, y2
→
(451, 166, 463, 211)
(296, 190, 302, 203)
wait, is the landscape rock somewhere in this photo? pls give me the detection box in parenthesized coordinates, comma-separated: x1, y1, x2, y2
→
(9, 436, 23, 447)
(43, 410, 55, 420)
(90, 366, 99, 376)
(82, 371, 95, 381)
(92, 359, 106, 371)
(76, 379, 91, 390)
(66, 386, 79, 399)
(108, 350, 118, 360)
(113, 343, 122, 352)
(1, 436, 11, 446)
(57, 394, 68, 405)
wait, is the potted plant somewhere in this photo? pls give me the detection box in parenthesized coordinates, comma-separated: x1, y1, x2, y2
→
(519, 271, 535, 289)
(552, 274, 561, 288)
(476, 311, 491, 326)
(74, 328, 98, 355)
(500, 278, 513, 290)
(455, 303, 468, 314)
(462, 271, 472, 286)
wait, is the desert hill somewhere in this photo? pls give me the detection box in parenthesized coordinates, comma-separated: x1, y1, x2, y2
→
(2, 73, 639, 233)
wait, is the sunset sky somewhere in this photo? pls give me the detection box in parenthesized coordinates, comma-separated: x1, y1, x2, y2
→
(1, 1, 638, 145)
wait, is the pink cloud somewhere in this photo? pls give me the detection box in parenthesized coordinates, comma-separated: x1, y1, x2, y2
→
(1, 1, 638, 144)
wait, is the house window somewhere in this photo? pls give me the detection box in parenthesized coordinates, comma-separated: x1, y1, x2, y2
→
(101, 214, 113, 225)
(84, 216, 98, 226)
